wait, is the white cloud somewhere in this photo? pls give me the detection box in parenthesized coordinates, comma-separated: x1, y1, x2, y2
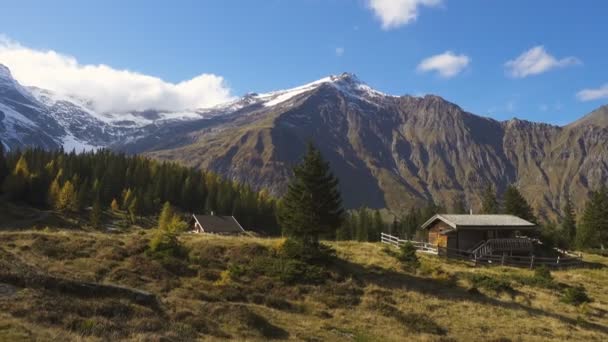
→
(0, 36, 234, 113)
(367, 0, 442, 30)
(505, 46, 581, 78)
(417, 51, 470, 78)
(576, 84, 608, 101)
(335, 47, 345, 57)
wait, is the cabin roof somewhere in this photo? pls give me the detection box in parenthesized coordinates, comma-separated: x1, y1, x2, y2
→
(420, 214, 536, 231)
(192, 214, 245, 234)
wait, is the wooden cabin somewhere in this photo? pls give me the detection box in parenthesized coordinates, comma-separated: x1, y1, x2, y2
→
(189, 214, 245, 235)
(420, 214, 536, 256)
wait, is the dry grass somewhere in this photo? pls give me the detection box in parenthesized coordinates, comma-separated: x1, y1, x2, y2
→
(0, 229, 607, 341)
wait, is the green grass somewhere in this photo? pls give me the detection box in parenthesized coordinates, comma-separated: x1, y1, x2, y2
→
(0, 226, 607, 341)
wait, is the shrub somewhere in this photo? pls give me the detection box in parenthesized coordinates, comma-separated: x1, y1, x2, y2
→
(466, 274, 514, 294)
(277, 238, 336, 265)
(147, 229, 190, 275)
(250, 256, 326, 284)
(561, 286, 591, 306)
(397, 242, 420, 271)
(534, 265, 552, 282)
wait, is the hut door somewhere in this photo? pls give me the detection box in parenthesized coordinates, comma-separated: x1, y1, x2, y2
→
(437, 234, 448, 248)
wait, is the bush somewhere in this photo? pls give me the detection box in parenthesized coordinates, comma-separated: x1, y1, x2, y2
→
(466, 274, 514, 294)
(277, 238, 336, 265)
(513, 266, 558, 290)
(250, 256, 326, 284)
(561, 286, 591, 306)
(397, 242, 420, 271)
(534, 265, 552, 281)
(148, 230, 185, 258)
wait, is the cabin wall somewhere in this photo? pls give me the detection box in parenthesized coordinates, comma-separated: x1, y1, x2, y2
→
(428, 221, 452, 247)
(457, 230, 486, 251)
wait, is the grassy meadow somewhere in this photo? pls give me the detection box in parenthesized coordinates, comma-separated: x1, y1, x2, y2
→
(0, 220, 607, 341)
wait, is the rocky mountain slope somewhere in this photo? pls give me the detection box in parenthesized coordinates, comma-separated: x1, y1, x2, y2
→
(134, 74, 608, 218)
(1, 65, 607, 218)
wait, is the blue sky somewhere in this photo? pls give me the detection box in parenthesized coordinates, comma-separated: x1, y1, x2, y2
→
(1, 0, 607, 124)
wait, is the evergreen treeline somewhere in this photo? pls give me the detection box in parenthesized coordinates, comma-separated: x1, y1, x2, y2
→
(481, 183, 608, 251)
(0, 146, 279, 234)
(337, 203, 442, 242)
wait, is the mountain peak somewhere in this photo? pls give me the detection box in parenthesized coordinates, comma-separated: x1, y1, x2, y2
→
(567, 104, 608, 128)
(328, 72, 360, 84)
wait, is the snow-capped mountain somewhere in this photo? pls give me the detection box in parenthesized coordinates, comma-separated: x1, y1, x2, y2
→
(0, 64, 237, 151)
(0, 65, 392, 152)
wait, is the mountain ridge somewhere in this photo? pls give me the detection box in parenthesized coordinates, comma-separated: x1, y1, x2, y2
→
(1, 64, 607, 218)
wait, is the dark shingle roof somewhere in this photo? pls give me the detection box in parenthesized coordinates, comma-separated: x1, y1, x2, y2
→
(192, 215, 245, 234)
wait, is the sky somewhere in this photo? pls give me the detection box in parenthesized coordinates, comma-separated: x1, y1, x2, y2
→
(1, 0, 607, 124)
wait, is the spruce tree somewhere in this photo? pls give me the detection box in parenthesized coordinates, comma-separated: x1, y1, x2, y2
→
(158, 201, 174, 231)
(128, 197, 139, 224)
(561, 194, 577, 247)
(90, 199, 102, 229)
(503, 185, 537, 223)
(481, 184, 499, 214)
(372, 210, 384, 241)
(576, 186, 608, 249)
(277, 143, 344, 245)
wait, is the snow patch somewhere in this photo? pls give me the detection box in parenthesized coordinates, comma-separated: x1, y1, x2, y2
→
(62, 134, 100, 153)
(0, 102, 38, 127)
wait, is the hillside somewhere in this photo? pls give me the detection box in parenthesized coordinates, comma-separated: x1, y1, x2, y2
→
(1, 227, 607, 341)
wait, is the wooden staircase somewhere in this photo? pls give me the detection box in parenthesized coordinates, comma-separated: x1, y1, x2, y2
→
(471, 238, 534, 260)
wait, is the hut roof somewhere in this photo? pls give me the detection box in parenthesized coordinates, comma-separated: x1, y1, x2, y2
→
(192, 214, 245, 234)
(420, 214, 536, 231)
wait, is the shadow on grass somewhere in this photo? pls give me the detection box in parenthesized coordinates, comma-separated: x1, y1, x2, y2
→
(331, 258, 608, 335)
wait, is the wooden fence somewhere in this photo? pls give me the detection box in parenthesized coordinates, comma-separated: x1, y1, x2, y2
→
(381, 233, 583, 269)
(380, 233, 437, 254)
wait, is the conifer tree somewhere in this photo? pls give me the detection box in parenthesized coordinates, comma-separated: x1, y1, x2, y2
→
(57, 180, 77, 212)
(576, 186, 608, 249)
(158, 201, 174, 231)
(277, 143, 344, 245)
(128, 196, 139, 224)
(503, 185, 537, 223)
(122, 188, 134, 210)
(561, 194, 577, 247)
(48, 177, 61, 209)
(2, 155, 31, 201)
(76, 179, 89, 212)
(372, 209, 384, 241)
(481, 184, 499, 214)
(111, 198, 120, 212)
(91, 199, 102, 229)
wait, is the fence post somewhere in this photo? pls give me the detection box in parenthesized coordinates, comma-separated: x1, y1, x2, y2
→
(529, 255, 535, 270)
(501, 253, 505, 266)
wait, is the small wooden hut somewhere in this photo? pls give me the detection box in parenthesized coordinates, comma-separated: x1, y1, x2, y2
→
(189, 214, 245, 235)
(420, 214, 536, 256)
